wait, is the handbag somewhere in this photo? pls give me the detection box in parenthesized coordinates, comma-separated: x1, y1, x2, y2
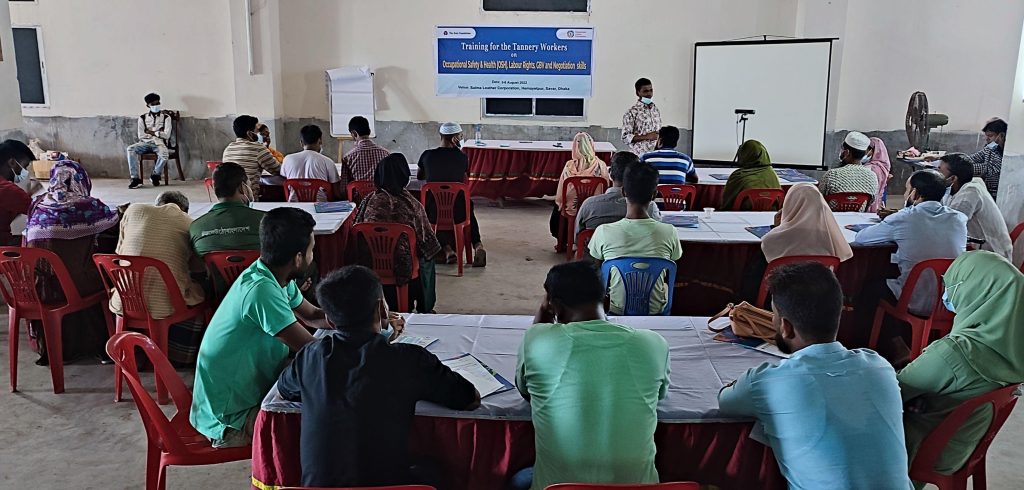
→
(708, 301, 777, 342)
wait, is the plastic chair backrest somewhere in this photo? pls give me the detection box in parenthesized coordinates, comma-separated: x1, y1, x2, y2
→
(285, 178, 333, 202)
(756, 255, 841, 308)
(575, 228, 596, 260)
(279, 486, 436, 490)
(734, 188, 785, 211)
(92, 254, 189, 323)
(560, 176, 608, 215)
(206, 161, 221, 173)
(657, 184, 698, 211)
(910, 383, 1020, 483)
(600, 257, 678, 316)
(0, 247, 85, 310)
(420, 182, 471, 228)
(105, 332, 198, 456)
(203, 250, 260, 290)
(352, 223, 419, 284)
(893, 258, 955, 317)
(545, 483, 699, 490)
(825, 192, 873, 212)
(347, 181, 377, 205)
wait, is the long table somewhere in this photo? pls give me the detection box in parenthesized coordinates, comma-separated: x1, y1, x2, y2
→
(662, 211, 897, 346)
(685, 168, 818, 210)
(463, 139, 616, 201)
(188, 202, 353, 276)
(251, 314, 786, 490)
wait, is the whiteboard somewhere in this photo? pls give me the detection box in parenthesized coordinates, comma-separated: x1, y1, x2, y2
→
(692, 40, 833, 168)
(326, 65, 375, 137)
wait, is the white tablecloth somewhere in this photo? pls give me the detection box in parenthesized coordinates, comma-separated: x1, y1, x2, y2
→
(187, 202, 350, 235)
(694, 167, 818, 186)
(663, 211, 878, 244)
(463, 139, 617, 153)
(260, 314, 780, 423)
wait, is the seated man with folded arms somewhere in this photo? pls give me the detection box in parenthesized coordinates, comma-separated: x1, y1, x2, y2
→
(190, 208, 328, 448)
(281, 124, 343, 200)
(641, 125, 698, 185)
(588, 162, 682, 315)
(512, 261, 670, 490)
(575, 151, 661, 237)
(190, 162, 264, 256)
(277, 265, 480, 488)
(938, 153, 1013, 259)
(718, 262, 912, 490)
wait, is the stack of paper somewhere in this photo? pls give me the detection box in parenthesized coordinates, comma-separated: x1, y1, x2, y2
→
(712, 327, 790, 359)
(442, 354, 514, 398)
(313, 201, 354, 213)
(392, 335, 439, 348)
(774, 169, 816, 183)
(709, 174, 732, 181)
(662, 215, 700, 228)
(745, 225, 773, 238)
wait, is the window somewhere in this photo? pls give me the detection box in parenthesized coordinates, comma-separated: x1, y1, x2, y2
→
(483, 98, 585, 118)
(482, 0, 589, 12)
(12, 26, 48, 107)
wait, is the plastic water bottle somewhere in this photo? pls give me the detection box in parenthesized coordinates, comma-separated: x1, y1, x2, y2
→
(474, 124, 482, 143)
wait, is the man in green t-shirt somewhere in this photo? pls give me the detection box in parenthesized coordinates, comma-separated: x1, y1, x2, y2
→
(190, 207, 329, 448)
(513, 262, 670, 490)
(588, 162, 683, 314)
(190, 162, 265, 256)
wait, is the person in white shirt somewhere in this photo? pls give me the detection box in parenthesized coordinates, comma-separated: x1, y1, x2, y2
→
(126, 93, 172, 189)
(938, 153, 1013, 259)
(281, 125, 343, 200)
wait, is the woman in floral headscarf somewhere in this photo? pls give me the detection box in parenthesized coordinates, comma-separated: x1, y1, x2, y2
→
(25, 160, 119, 364)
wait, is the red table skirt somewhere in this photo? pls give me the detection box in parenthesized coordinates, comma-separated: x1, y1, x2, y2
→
(465, 148, 613, 200)
(251, 410, 785, 490)
(688, 184, 799, 211)
(671, 243, 897, 347)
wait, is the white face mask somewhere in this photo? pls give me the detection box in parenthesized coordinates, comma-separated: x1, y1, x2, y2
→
(639, 97, 653, 105)
(256, 134, 266, 144)
(986, 141, 998, 149)
(149, 105, 161, 113)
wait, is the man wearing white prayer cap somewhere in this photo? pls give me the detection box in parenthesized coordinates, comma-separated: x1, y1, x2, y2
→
(416, 121, 488, 267)
(817, 131, 880, 205)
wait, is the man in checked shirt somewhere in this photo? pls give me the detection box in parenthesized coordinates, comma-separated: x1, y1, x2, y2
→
(340, 116, 390, 186)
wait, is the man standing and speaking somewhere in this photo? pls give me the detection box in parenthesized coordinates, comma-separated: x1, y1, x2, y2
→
(621, 78, 662, 155)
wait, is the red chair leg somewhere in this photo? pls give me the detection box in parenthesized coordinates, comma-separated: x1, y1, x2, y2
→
(40, 314, 65, 394)
(9, 308, 19, 392)
(453, 224, 464, 277)
(909, 318, 926, 359)
(145, 441, 161, 490)
(867, 306, 887, 351)
(114, 316, 125, 402)
(973, 458, 987, 490)
(396, 285, 409, 313)
(149, 326, 170, 405)
(556, 214, 567, 253)
(463, 226, 474, 266)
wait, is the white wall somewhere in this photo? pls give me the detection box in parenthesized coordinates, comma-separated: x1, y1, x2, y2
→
(9, 0, 237, 118)
(0, 0, 22, 132)
(1007, 17, 1024, 154)
(834, 0, 1024, 132)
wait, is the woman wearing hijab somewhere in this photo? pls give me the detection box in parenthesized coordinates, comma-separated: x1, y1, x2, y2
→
(24, 160, 120, 364)
(549, 132, 610, 238)
(865, 137, 891, 212)
(721, 140, 781, 211)
(354, 153, 443, 313)
(740, 183, 854, 302)
(898, 251, 1024, 483)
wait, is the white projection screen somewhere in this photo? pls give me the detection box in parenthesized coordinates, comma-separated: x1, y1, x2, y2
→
(692, 40, 833, 168)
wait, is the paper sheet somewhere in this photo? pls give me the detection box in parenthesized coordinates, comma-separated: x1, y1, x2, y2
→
(393, 335, 439, 348)
(442, 354, 511, 398)
(326, 65, 374, 137)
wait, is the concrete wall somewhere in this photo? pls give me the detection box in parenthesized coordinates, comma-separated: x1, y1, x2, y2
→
(0, 0, 22, 135)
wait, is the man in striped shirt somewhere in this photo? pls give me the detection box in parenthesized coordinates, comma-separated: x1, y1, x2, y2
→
(641, 126, 697, 185)
(222, 115, 282, 201)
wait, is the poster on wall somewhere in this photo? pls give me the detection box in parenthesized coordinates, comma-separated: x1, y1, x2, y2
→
(435, 26, 593, 98)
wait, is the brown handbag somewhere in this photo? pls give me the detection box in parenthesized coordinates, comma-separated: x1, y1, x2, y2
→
(707, 301, 777, 342)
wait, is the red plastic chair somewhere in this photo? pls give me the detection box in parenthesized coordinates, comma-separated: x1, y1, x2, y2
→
(657, 184, 698, 211)
(559, 176, 610, 259)
(203, 161, 221, 201)
(420, 182, 474, 277)
(0, 247, 113, 394)
(352, 223, 419, 312)
(546, 483, 699, 490)
(1010, 222, 1024, 273)
(733, 188, 785, 211)
(825, 192, 873, 212)
(867, 258, 955, 360)
(93, 254, 209, 404)
(347, 181, 377, 205)
(574, 228, 596, 261)
(106, 332, 251, 490)
(202, 250, 260, 298)
(280, 486, 435, 490)
(909, 383, 1020, 490)
(286, 178, 334, 202)
(756, 255, 841, 308)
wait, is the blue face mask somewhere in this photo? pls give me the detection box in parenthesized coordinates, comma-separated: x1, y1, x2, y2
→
(149, 105, 161, 113)
(256, 134, 265, 144)
(986, 141, 998, 149)
(639, 97, 653, 105)
(942, 281, 962, 313)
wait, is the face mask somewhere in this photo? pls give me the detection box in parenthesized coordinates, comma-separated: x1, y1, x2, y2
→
(942, 281, 961, 313)
(149, 105, 161, 113)
(986, 141, 998, 149)
(860, 153, 871, 164)
(256, 134, 266, 144)
(639, 97, 653, 105)
(13, 165, 29, 184)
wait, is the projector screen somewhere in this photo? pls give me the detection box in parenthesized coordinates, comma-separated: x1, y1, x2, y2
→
(692, 40, 833, 168)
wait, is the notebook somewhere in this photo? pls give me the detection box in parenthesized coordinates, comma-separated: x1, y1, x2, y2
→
(774, 169, 817, 183)
(745, 225, 774, 238)
(313, 201, 354, 213)
(709, 173, 732, 181)
(391, 335, 439, 348)
(662, 215, 700, 228)
(712, 326, 790, 359)
(441, 354, 515, 398)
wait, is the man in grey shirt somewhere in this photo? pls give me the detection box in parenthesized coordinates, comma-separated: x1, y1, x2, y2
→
(575, 151, 661, 237)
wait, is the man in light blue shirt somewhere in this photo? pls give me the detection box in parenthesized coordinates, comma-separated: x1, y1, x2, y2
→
(853, 169, 967, 315)
(719, 262, 912, 490)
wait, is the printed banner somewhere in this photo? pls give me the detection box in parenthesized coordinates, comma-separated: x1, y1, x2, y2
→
(435, 26, 593, 98)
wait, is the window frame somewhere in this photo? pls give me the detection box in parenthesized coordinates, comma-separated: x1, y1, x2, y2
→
(481, 97, 587, 120)
(12, 24, 50, 109)
(480, 0, 590, 13)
